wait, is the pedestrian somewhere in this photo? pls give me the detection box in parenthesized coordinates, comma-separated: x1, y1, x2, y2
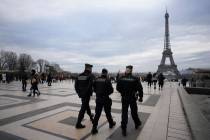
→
(6, 72, 10, 83)
(146, 72, 152, 88)
(116, 70, 120, 81)
(152, 73, 158, 89)
(74, 63, 95, 129)
(21, 70, 28, 91)
(116, 65, 143, 136)
(0, 73, 2, 83)
(91, 68, 116, 135)
(41, 73, 45, 84)
(28, 70, 40, 97)
(2, 73, 6, 83)
(47, 73, 52, 86)
(181, 77, 188, 87)
(158, 73, 165, 90)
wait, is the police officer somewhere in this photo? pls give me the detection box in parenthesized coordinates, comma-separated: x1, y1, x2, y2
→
(116, 65, 143, 136)
(75, 63, 95, 129)
(91, 68, 116, 135)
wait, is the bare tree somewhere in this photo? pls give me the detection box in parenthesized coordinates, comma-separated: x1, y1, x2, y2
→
(37, 59, 49, 73)
(37, 59, 44, 72)
(51, 63, 63, 72)
(0, 50, 17, 71)
(0, 50, 7, 70)
(5, 51, 18, 71)
(18, 53, 33, 71)
(44, 60, 50, 72)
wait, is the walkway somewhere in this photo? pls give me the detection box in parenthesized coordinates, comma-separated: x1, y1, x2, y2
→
(0, 81, 192, 140)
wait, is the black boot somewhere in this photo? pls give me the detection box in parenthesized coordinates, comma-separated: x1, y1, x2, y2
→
(109, 121, 116, 129)
(122, 128, 127, 136)
(75, 123, 86, 129)
(91, 127, 98, 135)
(135, 121, 142, 129)
(90, 113, 94, 123)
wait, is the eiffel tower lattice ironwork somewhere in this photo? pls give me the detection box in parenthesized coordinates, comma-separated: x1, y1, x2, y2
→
(157, 10, 180, 77)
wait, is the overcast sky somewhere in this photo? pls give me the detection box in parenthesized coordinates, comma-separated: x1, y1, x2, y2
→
(0, 0, 210, 72)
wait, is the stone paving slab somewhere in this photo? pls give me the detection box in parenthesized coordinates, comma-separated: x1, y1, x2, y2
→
(0, 131, 26, 140)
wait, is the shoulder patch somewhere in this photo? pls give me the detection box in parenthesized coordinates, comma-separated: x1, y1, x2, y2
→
(96, 78, 106, 82)
(78, 76, 88, 80)
(121, 77, 135, 82)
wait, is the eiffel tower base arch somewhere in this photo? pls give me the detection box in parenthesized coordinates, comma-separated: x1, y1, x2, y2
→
(157, 64, 180, 80)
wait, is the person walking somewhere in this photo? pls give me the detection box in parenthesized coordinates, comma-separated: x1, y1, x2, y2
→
(75, 63, 95, 129)
(91, 68, 116, 135)
(146, 72, 152, 88)
(47, 73, 52, 86)
(28, 70, 40, 97)
(152, 73, 158, 89)
(116, 65, 143, 136)
(158, 73, 165, 90)
(21, 70, 28, 91)
(181, 77, 188, 87)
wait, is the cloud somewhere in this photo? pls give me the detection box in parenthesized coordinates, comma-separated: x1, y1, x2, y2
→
(0, 0, 169, 22)
(0, 0, 210, 72)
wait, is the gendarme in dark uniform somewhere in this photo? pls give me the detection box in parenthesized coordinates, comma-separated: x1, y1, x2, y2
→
(75, 63, 95, 129)
(116, 65, 143, 136)
(91, 69, 116, 135)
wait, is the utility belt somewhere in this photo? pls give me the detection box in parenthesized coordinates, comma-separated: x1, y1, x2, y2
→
(96, 95, 110, 99)
(121, 91, 137, 97)
(78, 90, 92, 98)
(121, 92, 138, 100)
(96, 96, 111, 103)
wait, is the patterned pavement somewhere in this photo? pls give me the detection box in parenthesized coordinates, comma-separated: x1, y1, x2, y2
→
(0, 80, 192, 140)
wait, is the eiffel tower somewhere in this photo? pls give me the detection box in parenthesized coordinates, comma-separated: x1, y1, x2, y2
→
(157, 10, 180, 79)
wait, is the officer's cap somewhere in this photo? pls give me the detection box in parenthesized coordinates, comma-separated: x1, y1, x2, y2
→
(126, 65, 133, 70)
(85, 63, 93, 68)
(102, 68, 108, 74)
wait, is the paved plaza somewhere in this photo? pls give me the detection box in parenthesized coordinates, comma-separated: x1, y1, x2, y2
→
(0, 81, 192, 140)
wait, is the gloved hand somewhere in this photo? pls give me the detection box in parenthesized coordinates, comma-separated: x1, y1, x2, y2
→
(138, 97, 143, 102)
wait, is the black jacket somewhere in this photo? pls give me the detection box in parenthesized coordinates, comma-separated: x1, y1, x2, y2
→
(93, 75, 113, 98)
(158, 74, 165, 83)
(75, 70, 95, 98)
(21, 72, 28, 82)
(117, 74, 143, 98)
(146, 73, 152, 82)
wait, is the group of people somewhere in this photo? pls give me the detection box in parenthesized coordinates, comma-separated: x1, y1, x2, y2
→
(38, 72, 54, 86)
(20, 70, 57, 96)
(17, 63, 169, 136)
(0, 73, 14, 83)
(21, 70, 41, 97)
(75, 63, 143, 136)
(146, 72, 165, 90)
